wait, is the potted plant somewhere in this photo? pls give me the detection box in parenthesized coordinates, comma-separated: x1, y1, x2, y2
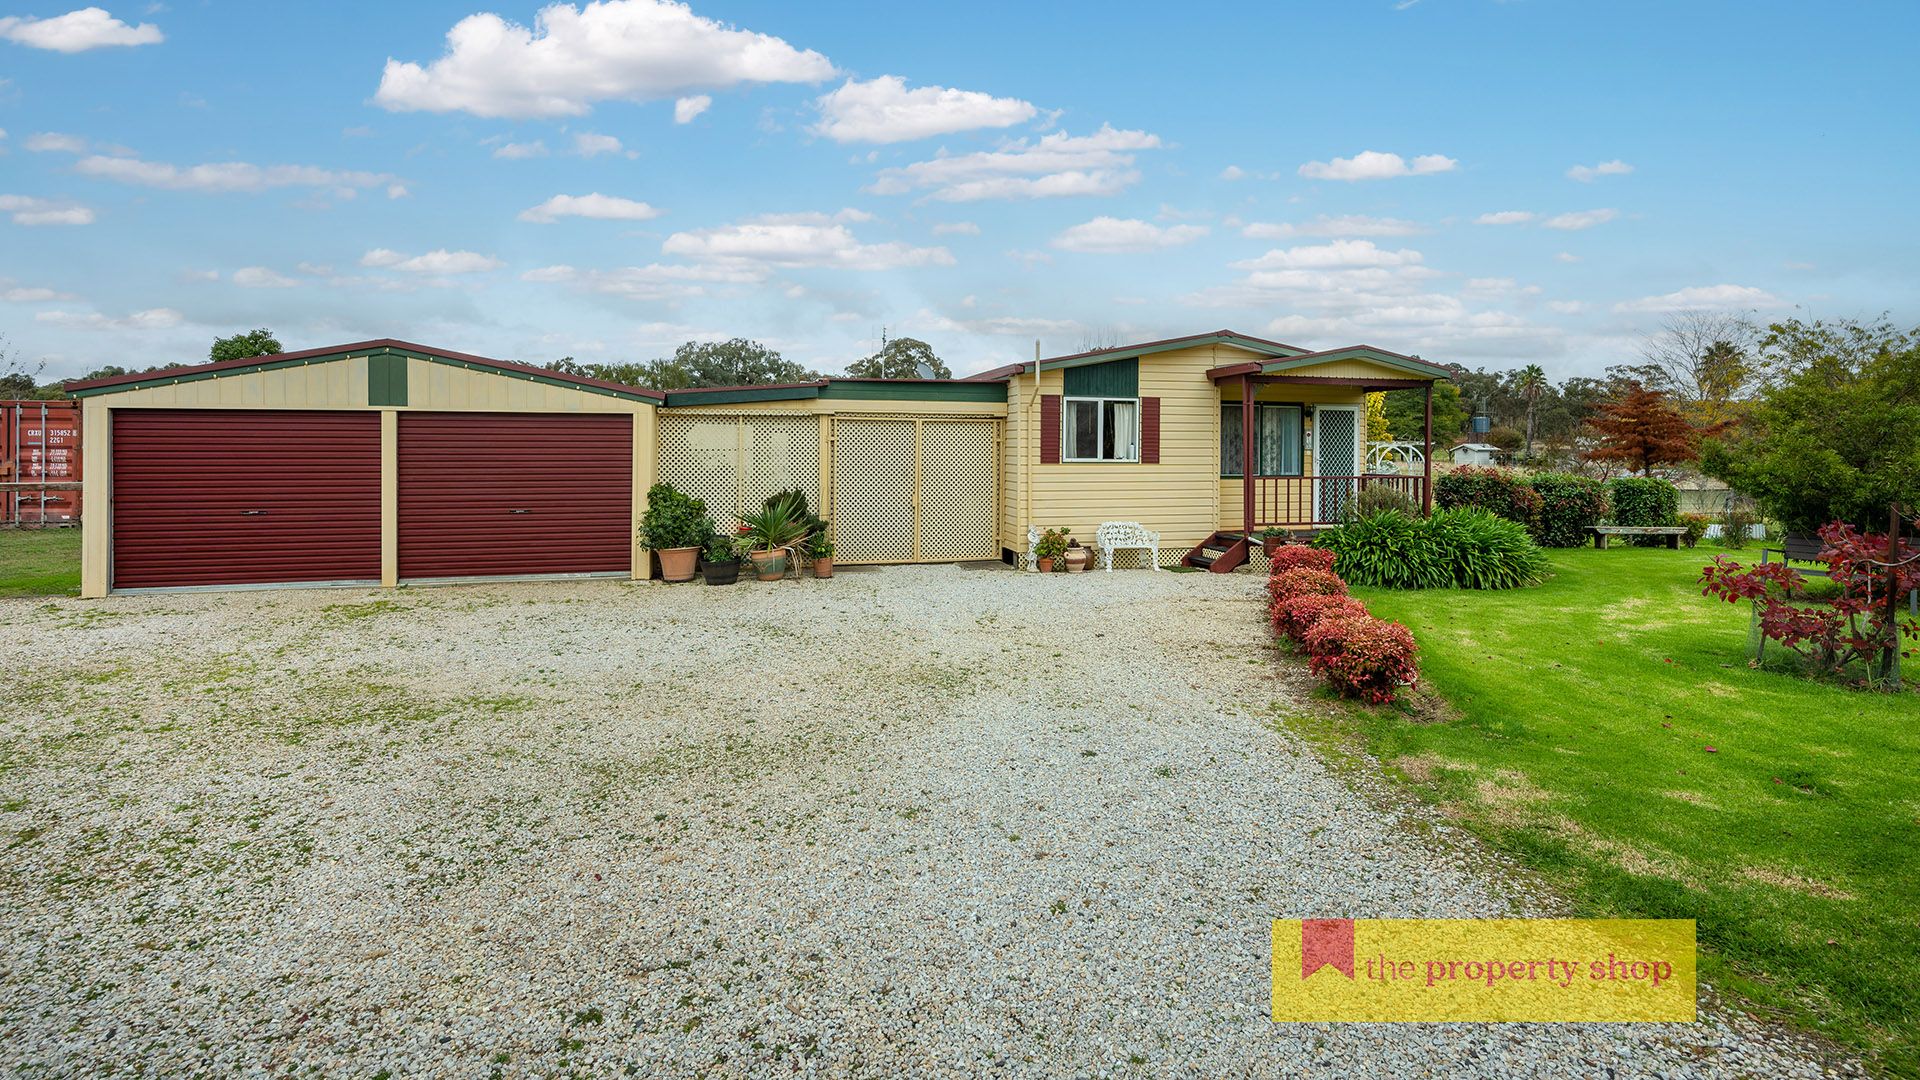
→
(810, 535, 834, 578)
(1033, 527, 1069, 573)
(638, 482, 712, 582)
(737, 502, 811, 581)
(1259, 527, 1288, 557)
(700, 532, 742, 585)
(1064, 537, 1091, 573)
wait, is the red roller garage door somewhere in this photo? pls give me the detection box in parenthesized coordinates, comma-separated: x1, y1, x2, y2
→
(398, 412, 632, 580)
(111, 410, 381, 589)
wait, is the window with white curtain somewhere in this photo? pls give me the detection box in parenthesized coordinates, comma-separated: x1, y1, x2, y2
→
(1065, 397, 1138, 461)
(1221, 404, 1303, 476)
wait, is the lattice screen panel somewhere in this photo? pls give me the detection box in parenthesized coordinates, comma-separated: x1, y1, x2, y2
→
(916, 421, 998, 561)
(830, 419, 916, 563)
(658, 414, 819, 529)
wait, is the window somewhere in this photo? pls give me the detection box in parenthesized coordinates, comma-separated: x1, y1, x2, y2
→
(1221, 403, 1303, 477)
(1064, 397, 1138, 461)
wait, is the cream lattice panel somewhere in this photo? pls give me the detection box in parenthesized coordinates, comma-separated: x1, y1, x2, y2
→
(659, 414, 819, 529)
(830, 419, 916, 563)
(917, 421, 998, 561)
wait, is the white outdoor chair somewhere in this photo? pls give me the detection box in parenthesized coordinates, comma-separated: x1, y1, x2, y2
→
(1095, 521, 1161, 572)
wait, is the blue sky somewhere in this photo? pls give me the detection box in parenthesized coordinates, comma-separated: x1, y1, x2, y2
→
(2, 1, 1915, 381)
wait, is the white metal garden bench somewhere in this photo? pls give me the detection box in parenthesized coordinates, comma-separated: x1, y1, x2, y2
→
(1095, 521, 1161, 572)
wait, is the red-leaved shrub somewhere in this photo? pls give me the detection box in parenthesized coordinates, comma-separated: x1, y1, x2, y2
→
(1266, 566, 1347, 605)
(1301, 613, 1419, 705)
(1268, 545, 1337, 576)
(1273, 593, 1369, 641)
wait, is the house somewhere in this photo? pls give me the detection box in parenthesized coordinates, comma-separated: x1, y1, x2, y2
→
(1448, 442, 1505, 467)
(64, 329, 1449, 596)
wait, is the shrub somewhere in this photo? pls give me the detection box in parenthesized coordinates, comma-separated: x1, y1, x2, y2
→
(1266, 566, 1347, 604)
(1721, 505, 1758, 549)
(638, 483, 714, 551)
(1435, 466, 1542, 535)
(1608, 476, 1681, 546)
(1315, 511, 1450, 589)
(1301, 613, 1420, 705)
(1679, 513, 1713, 549)
(1528, 472, 1609, 547)
(1352, 481, 1418, 519)
(1316, 509, 1544, 590)
(1272, 593, 1369, 642)
(1268, 545, 1337, 576)
(1425, 508, 1550, 589)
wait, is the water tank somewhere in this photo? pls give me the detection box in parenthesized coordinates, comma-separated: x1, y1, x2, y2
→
(1471, 415, 1491, 435)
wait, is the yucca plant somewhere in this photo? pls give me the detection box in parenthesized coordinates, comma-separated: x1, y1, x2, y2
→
(1426, 507, 1548, 589)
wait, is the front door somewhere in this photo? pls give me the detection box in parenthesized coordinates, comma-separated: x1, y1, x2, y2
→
(1312, 404, 1361, 524)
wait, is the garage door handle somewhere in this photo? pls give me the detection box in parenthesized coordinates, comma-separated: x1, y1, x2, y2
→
(508, 508, 530, 514)
(239, 509, 268, 516)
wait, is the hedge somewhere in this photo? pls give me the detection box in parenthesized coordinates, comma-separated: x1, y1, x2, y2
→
(1435, 466, 1542, 535)
(1528, 472, 1610, 547)
(1608, 476, 1681, 546)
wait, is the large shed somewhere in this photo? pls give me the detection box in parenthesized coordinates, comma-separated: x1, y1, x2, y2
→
(66, 340, 662, 597)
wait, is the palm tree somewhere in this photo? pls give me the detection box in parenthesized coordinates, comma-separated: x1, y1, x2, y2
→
(1516, 364, 1547, 459)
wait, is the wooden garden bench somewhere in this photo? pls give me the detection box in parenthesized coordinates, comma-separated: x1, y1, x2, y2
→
(1589, 525, 1688, 549)
(1761, 534, 1828, 577)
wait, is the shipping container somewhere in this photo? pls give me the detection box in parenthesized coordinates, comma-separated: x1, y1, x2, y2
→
(2, 400, 82, 525)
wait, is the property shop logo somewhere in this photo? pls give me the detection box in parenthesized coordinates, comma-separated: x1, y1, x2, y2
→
(1274, 918, 1695, 1022)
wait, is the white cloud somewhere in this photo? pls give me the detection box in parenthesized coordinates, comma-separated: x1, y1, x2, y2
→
(2, 284, 76, 302)
(931, 221, 979, 235)
(1218, 165, 1246, 181)
(232, 266, 298, 288)
(1554, 252, 1582, 264)
(1232, 239, 1425, 271)
(38, 306, 181, 329)
(23, 131, 88, 153)
(662, 211, 953, 270)
(1050, 216, 1207, 253)
(492, 140, 548, 159)
(521, 261, 766, 301)
(1297, 150, 1456, 182)
(571, 132, 628, 157)
(674, 94, 711, 123)
(73, 153, 398, 194)
(1548, 300, 1587, 314)
(1612, 284, 1780, 313)
(1542, 208, 1618, 231)
(295, 262, 333, 276)
(361, 248, 504, 274)
(519, 192, 663, 223)
(1475, 210, 1535, 225)
(386, 184, 409, 199)
(811, 75, 1036, 144)
(0, 194, 95, 225)
(0, 7, 163, 52)
(1242, 214, 1425, 239)
(373, 0, 835, 119)
(1566, 159, 1634, 183)
(868, 124, 1161, 202)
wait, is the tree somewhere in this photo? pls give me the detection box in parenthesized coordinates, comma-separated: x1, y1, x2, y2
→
(546, 357, 693, 390)
(1701, 316, 1920, 533)
(1583, 382, 1717, 476)
(1513, 363, 1547, 458)
(1610, 310, 1759, 425)
(210, 328, 283, 363)
(847, 336, 950, 380)
(1364, 392, 1391, 443)
(673, 339, 817, 388)
(1382, 381, 1468, 443)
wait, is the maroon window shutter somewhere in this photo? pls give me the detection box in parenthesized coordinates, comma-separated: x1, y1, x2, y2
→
(1040, 394, 1061, 464)
(1140, 397, 1161, 464)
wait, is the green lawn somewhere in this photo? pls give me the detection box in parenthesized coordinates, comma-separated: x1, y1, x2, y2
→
(1301, 547, 1916, 1073)
(0, 528, 81, 598)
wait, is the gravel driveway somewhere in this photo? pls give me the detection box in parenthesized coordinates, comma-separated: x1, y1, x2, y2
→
(0, 566, 1853, 1077)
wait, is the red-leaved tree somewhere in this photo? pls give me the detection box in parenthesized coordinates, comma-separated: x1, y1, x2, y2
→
(1584, 381, 1724, 476)
(1699, 519, 1920, 685)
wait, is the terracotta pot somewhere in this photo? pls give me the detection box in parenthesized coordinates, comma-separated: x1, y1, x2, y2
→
(748, 549, 787, 581)
(1064, 547, 1090, 573)
(657, 546, 700, 582)
(1036, 557, 1055, 574)
(1262, 536, 1282, 557)
(813, 555, 834, 579)
(701, 559, 740, 585)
